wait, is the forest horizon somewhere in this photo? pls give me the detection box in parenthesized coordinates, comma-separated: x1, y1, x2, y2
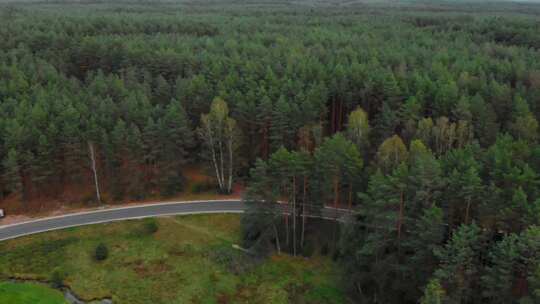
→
(1, 0, 540, 303)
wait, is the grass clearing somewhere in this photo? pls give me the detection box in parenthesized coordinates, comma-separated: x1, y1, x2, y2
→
(0, 214, 346, 303)
(0, 282, 67, 304)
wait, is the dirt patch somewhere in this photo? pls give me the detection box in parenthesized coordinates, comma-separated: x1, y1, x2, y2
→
(183, 165, 213, 183)
(132, 260, 171, 278)
(150, 260, 171, 274)
(217, 293, 231, 304)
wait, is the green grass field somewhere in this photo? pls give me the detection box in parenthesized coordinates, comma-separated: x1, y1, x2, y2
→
(0, 214, 346, 304)
(0, 282, 67, 304)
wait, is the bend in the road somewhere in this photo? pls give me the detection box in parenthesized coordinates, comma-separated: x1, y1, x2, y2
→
(0, 200, 244, 242)
(0, 200, 353, 242)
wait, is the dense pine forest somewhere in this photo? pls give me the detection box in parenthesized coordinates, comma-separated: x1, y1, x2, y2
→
(1, 0, 540, 303)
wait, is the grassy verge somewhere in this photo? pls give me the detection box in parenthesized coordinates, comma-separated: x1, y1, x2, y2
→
(0, 214, 346, 303)
(0, 282, 67, 304)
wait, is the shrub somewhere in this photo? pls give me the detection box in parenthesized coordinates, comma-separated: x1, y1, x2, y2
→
(320, 243, 330, 256)
(94, 243, 109, 261)
(301, 242, 315, 257)
(160, 173, 186, 197)
(50, 268, 65, 288)
(209, 246, 255, 274)
(143, 218, 159, 235)
(190, 181, 216, 194)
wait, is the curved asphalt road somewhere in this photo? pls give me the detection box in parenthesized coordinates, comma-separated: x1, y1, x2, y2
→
(0, 200, 245, 242)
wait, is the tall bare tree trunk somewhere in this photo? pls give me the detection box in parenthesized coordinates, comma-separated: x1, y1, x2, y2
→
(348, 186, 353, 210)
(227, 136, 233, 193)
(397, 190, 404, 253)
(333, 175, 340, 208)
(301, 175, 307, 248)
(465, 197, 471, 224)
(337, 100, 343, 131)
(206, 123, 223, 190)
(331, 99, 335, 134)
(332, 175, 340, 251)
(293, 175, 296, 256)
(285, 212, 289, 246)
(273, 223, 281, 254)
(218, 137, 225, 193)
(262, 125, 269, 159)
(88, 141, 101, 204)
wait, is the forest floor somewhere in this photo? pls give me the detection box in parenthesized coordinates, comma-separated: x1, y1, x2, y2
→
(0, 214, 346, 304)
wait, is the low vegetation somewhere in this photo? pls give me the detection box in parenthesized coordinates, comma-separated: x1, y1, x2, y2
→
(0, 282, 66, 304)
(94, 243, 109, 262)
(0, 214, 346, 303)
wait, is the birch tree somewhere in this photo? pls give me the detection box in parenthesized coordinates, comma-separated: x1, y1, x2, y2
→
(377, 135, 408, 173)
(346, 106, 370, 153)
(199, 97, 240, 194)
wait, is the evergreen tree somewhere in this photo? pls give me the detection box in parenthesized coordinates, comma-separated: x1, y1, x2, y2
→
(510, 96, 538, 143)
(270, 96, 293, 152)
(159, 99, 193, 196)
(434, 224, 486, 304)
(2, 149, 22, 195)
(482, 227, 540, 303)
(314, 133, 363, 209)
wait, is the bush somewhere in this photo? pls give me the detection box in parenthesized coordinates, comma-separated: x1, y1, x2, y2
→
(190, 181, 215, 194)
(94, 243, 109, 261)
(160, 172, 186, 197)
(209, 246, 256, 274)
(301, 242, 315, 257)
(320, 243, 330, 256)
(50, 269, 65, 288)
(143, 218, 159, 235)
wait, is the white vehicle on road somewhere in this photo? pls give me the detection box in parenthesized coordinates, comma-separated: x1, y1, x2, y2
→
(0, 209, 4, 219)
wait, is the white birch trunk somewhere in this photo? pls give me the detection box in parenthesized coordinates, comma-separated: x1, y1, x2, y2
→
(87, 141, 101, 204)
(227, 133, 233, 194)
(206, 121, 223, 190)
(273, 223, 281, 254)
(218, 134, 225, 193)
(292, 175, 296, 256)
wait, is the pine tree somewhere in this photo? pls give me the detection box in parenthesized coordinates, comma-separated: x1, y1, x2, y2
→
(345, 164, 408, 303)
(256, 95, 273, 159)
(400, 96, 422, 142)
(373, 101, 398, 145)
(2, 148, 22, 196)
(434, 224, 486, 304)
(153, 75, 172, 105)
(433, 80, 458, 117)
(510, 96, 538, 143)
(314, 133, 363, 209)
(406, 206, 445, 297)
(482, 227, 540, 303)
(270, 96, 293, 152)
(470, 94, 499, 147)
(159, 99, 193, 196)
